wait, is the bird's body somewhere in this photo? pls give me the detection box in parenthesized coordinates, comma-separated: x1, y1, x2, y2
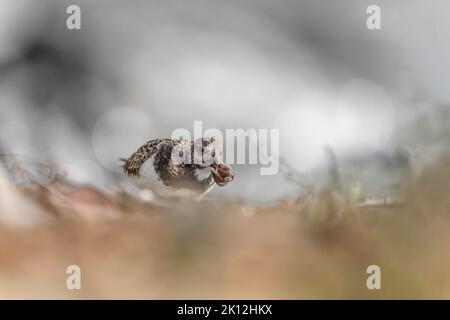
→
(122, 137, 234, 198)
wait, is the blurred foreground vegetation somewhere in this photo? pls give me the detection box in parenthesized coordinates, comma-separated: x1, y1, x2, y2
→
(0, 154, 449, 299)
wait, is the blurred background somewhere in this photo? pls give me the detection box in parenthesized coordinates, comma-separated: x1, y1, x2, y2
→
(0, 0, 449, 203)
(2, 0, 450, 300)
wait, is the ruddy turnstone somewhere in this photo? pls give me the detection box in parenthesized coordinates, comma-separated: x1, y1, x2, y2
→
(122, 137, 234, 197)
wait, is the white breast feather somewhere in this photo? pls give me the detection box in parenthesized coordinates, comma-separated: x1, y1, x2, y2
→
(136, 155, 166, 190)
(194, 168, 215, 196)
(194, 167, 212, 181)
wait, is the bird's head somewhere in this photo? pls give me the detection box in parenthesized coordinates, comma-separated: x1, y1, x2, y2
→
(170, 137, 234, 187)
(193, 137, 234, 186)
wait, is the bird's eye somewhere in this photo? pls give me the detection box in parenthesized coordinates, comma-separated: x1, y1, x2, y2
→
(179, 151, 183, 157)
(211, 151, 216, 157)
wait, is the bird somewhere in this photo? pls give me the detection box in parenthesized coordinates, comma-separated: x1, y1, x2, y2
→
(121, 137, 234, 198)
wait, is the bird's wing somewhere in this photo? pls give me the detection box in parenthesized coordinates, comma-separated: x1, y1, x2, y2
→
(122, 138, 171, 177)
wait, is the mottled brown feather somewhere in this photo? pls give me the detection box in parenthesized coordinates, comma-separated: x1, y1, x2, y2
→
(122, 138, 170, 177)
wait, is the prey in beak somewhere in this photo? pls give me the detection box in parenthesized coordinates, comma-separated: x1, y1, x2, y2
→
(210, 163, 234, 186)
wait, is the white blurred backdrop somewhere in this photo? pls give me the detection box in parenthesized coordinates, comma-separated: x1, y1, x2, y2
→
(0, 0, 449, 202)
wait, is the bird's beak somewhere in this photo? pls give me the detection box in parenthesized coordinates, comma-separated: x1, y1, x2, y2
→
(210, 163, 234, 186)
